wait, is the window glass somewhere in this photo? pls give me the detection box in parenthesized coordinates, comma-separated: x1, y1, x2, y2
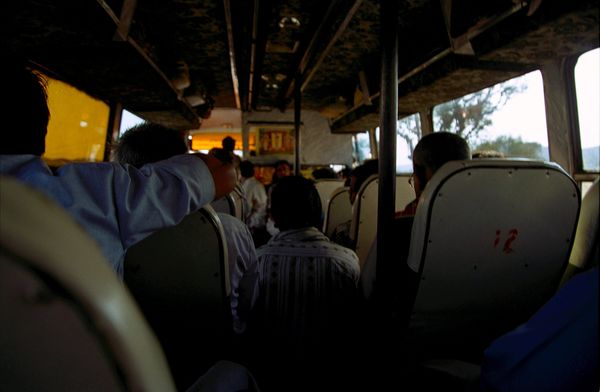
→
(396, 113, 422, 172)
(190, 132, 245, 155)
(44, 76, 110, 163)
(119, 109, 145, 138)
(575, 48, 600, 172)
(353, 131, 372, 163)
(373, 114, 422, 173)
(433, 71, 548, 160)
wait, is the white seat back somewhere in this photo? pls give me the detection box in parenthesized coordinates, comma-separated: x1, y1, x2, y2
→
(124, 205, 230, 389)
(406, 160, 580, 358)
(314, 179, 345, 219)
(350, 174, 416, 267)
(396, 174, 416, 210)
(230, 184, 247, 221)
(323, 186, 352, 238)
(561, 178, 599, 284)
(210, 184, 246, 221)
(350, 175, 379, 267)
(0, 176, 176, 392)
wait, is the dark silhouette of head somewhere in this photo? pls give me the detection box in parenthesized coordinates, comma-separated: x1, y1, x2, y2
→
(115, 122, 187, 167)
(208, 147, 234, 165)
(412, 132, 470, 197)
(349, 159, 379, 204)
(312, 167, 336, 180)
(3, 63, 50, 156)
(222, 136, 236, 152)
(270, 176, 322, 231)
(240, 160, 255, 178)
(272, 160, 292, 183)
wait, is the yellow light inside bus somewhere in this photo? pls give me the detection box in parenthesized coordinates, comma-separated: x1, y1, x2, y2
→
(43, 76, 109, 164)
(190, 133, 255, 152)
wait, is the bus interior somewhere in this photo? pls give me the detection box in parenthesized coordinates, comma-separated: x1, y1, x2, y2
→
(2, 0, 599, 390)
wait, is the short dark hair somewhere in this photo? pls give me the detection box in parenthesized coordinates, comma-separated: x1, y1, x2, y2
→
(351, 159, 379, 193)
(240, 160, 255, 178)
(208, 147, 234, 165)
(413, 132, 470, 184)
(115, 122, 187, 167)
(3, 63, 50, 156)
(222, 136, 236, 151)
(270, 176, 322, 231)
(274, 160, 291, 169)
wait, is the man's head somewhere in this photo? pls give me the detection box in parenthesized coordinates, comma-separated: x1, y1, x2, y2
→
(270, 176, 322, 231)
(273, 160, 292, 182)
(115, 122, 188, 167)
(240, 160, 255, 179)
(349, 159, 379, 204)
(115, 122, 236, 199)
(222, 136, 236, 152)
(3, 64, 50, 156)
(412, 132, 470, 197)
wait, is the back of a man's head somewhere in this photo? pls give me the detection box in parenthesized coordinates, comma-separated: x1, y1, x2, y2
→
(3, 63, 50, 156)
(222, 136, 236, 151)
(240, 160, 255, 178)
(351, 159, 379, 193)
(115, 122, 188, 167)
(208, 147, 234, 165)
(270, 176, 322, 231)
(413, 132, 470, 184)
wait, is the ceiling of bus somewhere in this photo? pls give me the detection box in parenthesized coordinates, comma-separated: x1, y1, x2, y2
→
(6, 0, 598, 131)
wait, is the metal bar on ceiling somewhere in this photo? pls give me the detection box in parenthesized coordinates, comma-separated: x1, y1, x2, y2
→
(224, 0, 241, 109)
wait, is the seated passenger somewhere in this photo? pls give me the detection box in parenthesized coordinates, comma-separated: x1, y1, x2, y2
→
(252, 176, 360, 390)
(0, 63, 236, 279)
(330, 158, 379, 249)
(361, 132, 470, 299)
(115, 125, 259, 335)
(481, 266, 599, 392)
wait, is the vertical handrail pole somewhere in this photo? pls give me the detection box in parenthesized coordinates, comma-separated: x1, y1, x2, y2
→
(294, 73, 302, 175)
(377, 0, 398, 301)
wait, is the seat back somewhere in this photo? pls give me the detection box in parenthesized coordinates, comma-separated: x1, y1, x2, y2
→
(350, 174, 416, 267)
(561, 178, 599, 284)
(314, 179, 345, 215)
(396, 174, 415, 210)
(323, 186, 352, 238)
(405, 160, 580, 359)
(210, 184, 246, 221)
(210, 193, 237, 216)
(124, 205, 231, 389)
(350, 175, 379, 267)
(230, 184, 247, 220)
(0, 176, 175, 392)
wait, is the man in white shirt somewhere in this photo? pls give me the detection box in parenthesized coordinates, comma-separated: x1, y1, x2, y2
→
(239, 160, 268, 241)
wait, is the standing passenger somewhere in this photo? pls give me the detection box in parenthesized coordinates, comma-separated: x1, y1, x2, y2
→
(239, 160, 269, 246)
(0, 63, 236, 278)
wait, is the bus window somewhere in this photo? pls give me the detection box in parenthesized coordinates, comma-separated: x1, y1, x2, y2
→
(118, 109, 145, 138)
(353, 131, 372, 163)
(575, 48, 600, 173)
(396, 113, 422, 173)
(44, 75, 110, 164)
(190, 132, 245, 155)
(433, 71, 548, 160)
(373, 114, 422, 173)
